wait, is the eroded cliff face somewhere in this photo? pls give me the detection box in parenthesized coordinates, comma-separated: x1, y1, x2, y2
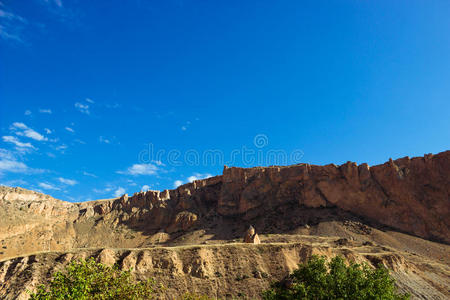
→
(0, 151, 448, 262)
(90, 150, 449, 243)
(2, 240, 449, 300)
(216, 151, 450, 243)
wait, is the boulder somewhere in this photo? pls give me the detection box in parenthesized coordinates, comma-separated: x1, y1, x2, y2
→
(243, 225, 261, 244)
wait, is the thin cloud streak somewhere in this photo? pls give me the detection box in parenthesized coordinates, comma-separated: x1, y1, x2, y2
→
(10, 122, 48, 141)
(113, 187, 125, 197)
(174, 173, 212, 188)
(117, 163, 160, 176)
(38, 182, 60, 190)
(0, 7, 27, 43)
(74, 102, 90, 114)
(82, 171, 97, 178)
(58, 177, 77, 185)
(0, 149, 43, 175)
(2, 136, 35, 149)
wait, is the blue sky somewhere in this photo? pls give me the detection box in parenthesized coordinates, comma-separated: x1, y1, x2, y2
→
(1, 0, 449, 202)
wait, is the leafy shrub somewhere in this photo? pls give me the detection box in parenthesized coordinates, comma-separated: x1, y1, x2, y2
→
(262, 255, 409, 300)
(29, 258, 157, 299)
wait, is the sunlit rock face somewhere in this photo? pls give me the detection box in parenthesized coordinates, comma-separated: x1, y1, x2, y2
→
(0, 151, 449, 262)
(217, 151, 450, 243)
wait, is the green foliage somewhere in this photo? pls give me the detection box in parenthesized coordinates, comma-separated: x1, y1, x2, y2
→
(262, 255, 410, 300)
(29, 258, 157, 300)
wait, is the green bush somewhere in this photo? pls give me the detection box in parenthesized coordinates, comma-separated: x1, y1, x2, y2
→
(262, 255, 410, 300)
(29, 258, 157, 300)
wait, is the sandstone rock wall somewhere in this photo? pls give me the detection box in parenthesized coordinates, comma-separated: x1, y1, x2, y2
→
(215, 151, 450, 243)
(1, 151, 448, 256)
(106, 150, 449, 243)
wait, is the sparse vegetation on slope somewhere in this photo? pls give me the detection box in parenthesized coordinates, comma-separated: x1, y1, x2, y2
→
(262, 255, 410, 300)
(29, 258, 158, 300)
(27, 255, 411, 300)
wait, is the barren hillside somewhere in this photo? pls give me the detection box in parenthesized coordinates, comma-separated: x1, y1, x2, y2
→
(0, 151, 449, 299)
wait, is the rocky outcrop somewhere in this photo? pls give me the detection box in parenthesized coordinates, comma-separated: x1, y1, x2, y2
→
(216, 151, 450, 243)
(243, 225, 261, 244)
(0, 151, 448, 262)
(98, 150, 448, 243)
(0, 186, 75, 218)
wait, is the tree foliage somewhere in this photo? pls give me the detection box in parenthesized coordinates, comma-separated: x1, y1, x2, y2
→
(262, 255, 410, 300)
(29, 258, 157, 300)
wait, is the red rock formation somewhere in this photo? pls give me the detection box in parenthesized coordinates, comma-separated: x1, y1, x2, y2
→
(110, 151, 449, 243)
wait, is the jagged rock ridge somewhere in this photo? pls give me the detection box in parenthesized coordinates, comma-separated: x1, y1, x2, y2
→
(84, 150, 450, 243)
(0, 151, 449, 299)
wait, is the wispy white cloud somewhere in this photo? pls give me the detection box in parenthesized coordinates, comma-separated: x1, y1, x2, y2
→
(24, 110, 32, 116)
(99, 136, 110, 144)
(19, 128, 47, 141)
(40, 0, 80, 29)
(174, 173, 212, 188)
(10, 122, 48, 141)
(153, 160, 165, 166)
(50, 0, 63, 8)
(44, 128, 52, 134)
(55, 144, 68, 152)
(1, 0, 77, 45)
(47, 152, 56, 158)
(187, 173, 212, 182)
(173, 180, 183, 188)
(0, 160, 29, 175)
(38, 182, 60, 190)
(74, 102, 90, 114)
(39, 108, 52, 114)
(74, 139, 85, 144)
(180, 120, 194, 132)
(0, 149, 42, 175)
(58, 177, 77, 185)
(117, 163, 160, 176)
(0, 178, 28, 187)
(93, 186, 113, 193)
(142, 185, 150, 191)
(0, 8, 25, 22)
(65, 127, 74, 133)
(0, 149, 15, 161)
(11, 122, 27, 130)
(113, 187, 125, 197)
(85, 98, 94, 103)
(0, 7, 27, 43)
(82, 171, 97, 178)
(2, 136, 35, 149)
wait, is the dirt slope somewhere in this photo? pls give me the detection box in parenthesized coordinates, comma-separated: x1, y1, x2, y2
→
(1, 236, 449, 299)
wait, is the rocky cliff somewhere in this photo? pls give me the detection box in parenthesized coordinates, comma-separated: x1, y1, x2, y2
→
(81, 150, 450, 243)
(0, 151, 449, 299)
(0, 151, 449, 261)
